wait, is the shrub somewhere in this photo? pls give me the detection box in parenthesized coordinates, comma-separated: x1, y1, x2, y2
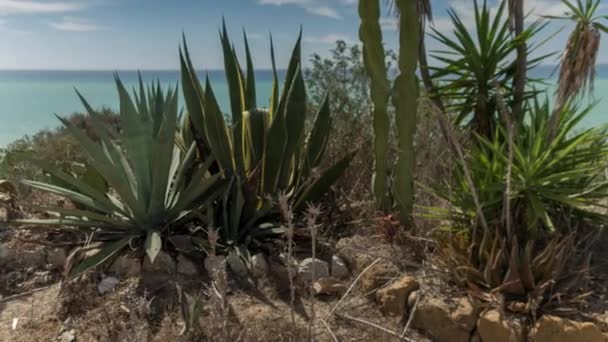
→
(427, 96, 608, 311)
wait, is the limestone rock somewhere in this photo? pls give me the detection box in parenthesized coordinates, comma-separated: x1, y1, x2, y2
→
(0, 244, 12, 266)
(477, 309, 524, 342)
(298, 258, 329, 282)
(331, 255, 349, 279)
(532, 315, 607, 342)
(313, 277, 347, 295)
(176, 254, 199, 276)
(226, 252, 248, 277)
(376, 275, 419, 317)
(142, 251, 175, 274)
(97, 276, 120, 295)
(109, 254, 141, 278)
(278, 252, 299, 270)
(360, 262, 399, 295)
(17, 248, 46, 268)
(411, 296, 478, 342)
(46, 248, 67, 268)
(251, 253, 269, 277)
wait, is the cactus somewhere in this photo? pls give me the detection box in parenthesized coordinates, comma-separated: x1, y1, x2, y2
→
(358, 0, 420, 225)
(358, 0, 392, 211)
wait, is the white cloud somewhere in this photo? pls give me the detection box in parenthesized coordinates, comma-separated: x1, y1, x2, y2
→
(306, 5, 341, 19)
(304, 33, 351, 44)
(257, 0, 342, 19)
(0, 0, 83, 15)
(50, 17, 102, 32)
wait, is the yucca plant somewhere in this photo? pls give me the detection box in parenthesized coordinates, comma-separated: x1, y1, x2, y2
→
(427, 95, 608, 311)
(430, 0, 549, 136)
(180, 25, 353, 248)
(17, 77, 225, 276)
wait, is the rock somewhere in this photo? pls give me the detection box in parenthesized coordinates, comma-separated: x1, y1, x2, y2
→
(251, 253, 269, 277)
(298, 258, 330, 282)
(411, 296, 478, 342)
(278, 252, 299, 270)
(17, 248, 46, 268)
(109, 254, 141, 278)
(226, 252, 248, 277)
(477, 309, 524, 342)
(452, 297, 479, 333)
(360, 262, 399, 295)
(313, 277, 347, 295)
(532, 315, 607, 342)
(97, 276, 120, 294)
(59, 329, 76, 342)
(407, 290, 419, 308)
(331, 255, 349, 279)
(176, 254, 199, 276)
(46, 248, 67, 268)
(142, 251, 175, 274)
(0, 244, 12, 266)
(376, 275, 419, 317)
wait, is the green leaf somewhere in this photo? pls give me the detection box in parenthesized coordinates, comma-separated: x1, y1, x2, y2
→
(70, 237, 132, 278)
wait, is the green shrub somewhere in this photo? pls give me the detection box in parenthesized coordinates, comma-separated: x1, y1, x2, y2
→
(427, 96, 608, 310)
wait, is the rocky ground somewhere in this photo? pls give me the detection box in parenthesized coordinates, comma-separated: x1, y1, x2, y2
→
(1, 225, 608, 342)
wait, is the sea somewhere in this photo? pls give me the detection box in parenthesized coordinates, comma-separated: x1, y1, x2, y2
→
(0, 66, 606, 147)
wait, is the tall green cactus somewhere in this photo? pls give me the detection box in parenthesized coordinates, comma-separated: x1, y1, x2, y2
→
(358, 0, 392, 211)
(358, 0, 420, 225)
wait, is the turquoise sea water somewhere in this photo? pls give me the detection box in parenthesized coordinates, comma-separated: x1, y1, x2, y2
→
(0, 66, 606, 146)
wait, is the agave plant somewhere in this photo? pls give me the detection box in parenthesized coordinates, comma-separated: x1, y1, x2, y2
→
(18, 77, 224, 276)
(430, 0, 549, 136)
(179, 25, 353, 248)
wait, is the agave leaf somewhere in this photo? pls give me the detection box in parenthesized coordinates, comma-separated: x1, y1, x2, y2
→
(203, 78, 235, 173)
(294, 151, 355, 211)
(145, 231, 162, 263)
(70, 237, 132, 278)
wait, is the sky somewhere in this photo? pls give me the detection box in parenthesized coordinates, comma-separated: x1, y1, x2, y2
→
(0, 0, 606, 70)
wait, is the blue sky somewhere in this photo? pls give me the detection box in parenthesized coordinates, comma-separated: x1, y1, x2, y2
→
(0, 0, 606, 70)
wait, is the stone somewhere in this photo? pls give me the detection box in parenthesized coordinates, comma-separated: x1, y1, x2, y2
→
(312, 277, 347, 295)
(226, 252, 248, 277)
(477, 309, 524, 342)
(331, 255, 349, 279)
(407, 290, 419, 308)
(298, 258, 330, 282)
(59, 329, 76, 342)
(97, 276, 120, 294)
(142, 251, 175, 274)
(109, 254, 141, 278)
(17, 248, 46, 268)
(532, 315, 607, 342)
(411, 296, 478, 342)
(46, 248, 67, 268)
(360, 262, 400, 295)
(452, 297, 479, 332)
(279, 252, 299, 270)
(0, 244, 12, 266)
(176, 254, 199, 276)
(376, 275, 420, 317)
(251, 253, 269, 277)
